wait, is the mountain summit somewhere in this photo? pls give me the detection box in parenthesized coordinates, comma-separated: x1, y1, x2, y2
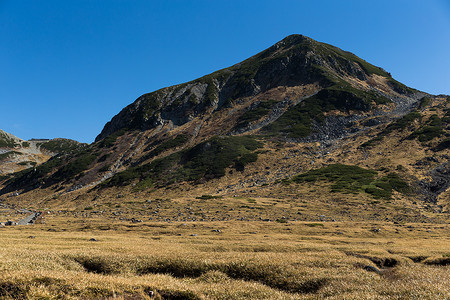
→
(1, 35, 449, 220)
(96, 34, 413, 141)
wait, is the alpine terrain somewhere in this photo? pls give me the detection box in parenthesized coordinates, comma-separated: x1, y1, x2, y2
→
(0, 35, 448, 299)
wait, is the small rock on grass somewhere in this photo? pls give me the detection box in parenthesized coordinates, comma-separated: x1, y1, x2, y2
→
(363, 265, 381, 274)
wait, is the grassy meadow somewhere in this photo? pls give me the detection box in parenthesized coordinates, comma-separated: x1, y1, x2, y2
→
(0, 213, 448, 299)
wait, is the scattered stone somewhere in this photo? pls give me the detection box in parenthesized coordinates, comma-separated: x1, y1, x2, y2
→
(190, 234, 198, 236)
(28, 236, 36, 239)
(363, 265, 381, 274)
(89, 238, 98, 242)
(371, 228, 381, 233)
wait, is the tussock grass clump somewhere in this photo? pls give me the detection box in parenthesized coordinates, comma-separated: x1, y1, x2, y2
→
(0, 219, 448, 299)
(137, 258, 328, 294)
(196, 194, 223, 200)
(74, 256, 121, 275)
(422, 256, 450, 266)
(0, 281, 29, 298)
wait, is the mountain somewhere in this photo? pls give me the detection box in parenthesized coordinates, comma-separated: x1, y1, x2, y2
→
(0, 34, 449, 222)
(0, 130, 85, 177)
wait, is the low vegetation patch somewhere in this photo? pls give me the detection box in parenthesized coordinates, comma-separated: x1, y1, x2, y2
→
(360, 112, 421, 148)
(49, 151, 97, 182)
(0, 133, 17, 148)
(408, 114, 444, 142)
(106, 136, 263, 189)
(418, 96, 431, 109)
(40, 139, 85, 154)
(97, 128, 127, 148)
(234, 100, 278, 129)
(0, 151, 21, 161)
(433, 138, 450, 152)
(18, 161, 37, 166)
(144, 134, 189, 159)
(287, 164, 408, 199)
(264, 87, 387, 138)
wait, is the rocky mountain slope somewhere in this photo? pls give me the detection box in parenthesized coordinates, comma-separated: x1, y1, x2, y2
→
(0, 129, 85, 176)
(0, 34, 448, 221)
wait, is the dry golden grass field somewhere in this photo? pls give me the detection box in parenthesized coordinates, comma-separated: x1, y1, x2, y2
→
(0, 211, 448, 299)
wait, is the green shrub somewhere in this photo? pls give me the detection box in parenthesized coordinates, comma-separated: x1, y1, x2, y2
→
(408, 114, 444, 142)
(409, 126, 444, 142)
(49, 152, 97, 182)
(289, 164, 408, 200)
(433, 138, 450, 152)
(263, 87, 383, 138)
(418, 96, 431, 109)
(235, 100, 278, 129)
(98, 165, 110, 172)
(360, 136, 384, 148)
(291, 164, 376, 194)
(144, 134, 188, 159)
(0, 151, 21, 160)
(18, 161, 36, 166)
(106, 136, 262, 188)
(0, 136, 17, 148)
(385, 112, 422, 132)
(97, 129, 127, 148)
(359, 112, 421, 148)
(40, 139, 84, 154)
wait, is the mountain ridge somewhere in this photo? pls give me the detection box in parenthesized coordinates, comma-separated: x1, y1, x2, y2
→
(0, 130, 86, 176)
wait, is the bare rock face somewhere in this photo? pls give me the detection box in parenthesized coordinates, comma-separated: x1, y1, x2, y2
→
(420, 163, 450, 203)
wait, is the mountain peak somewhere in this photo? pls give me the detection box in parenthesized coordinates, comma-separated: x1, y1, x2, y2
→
(95, 34, 405, 141)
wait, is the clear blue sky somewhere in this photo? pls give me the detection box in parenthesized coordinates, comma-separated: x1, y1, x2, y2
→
(1, 0, 449, 143)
